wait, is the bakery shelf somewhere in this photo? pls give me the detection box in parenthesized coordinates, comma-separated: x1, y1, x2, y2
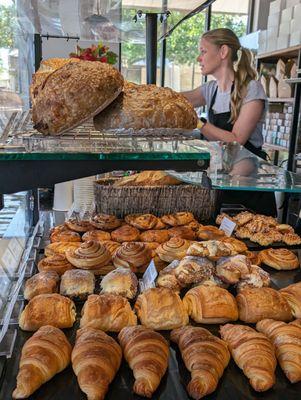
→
(257, 44, 301, 61)
(267, 97, 294, 103)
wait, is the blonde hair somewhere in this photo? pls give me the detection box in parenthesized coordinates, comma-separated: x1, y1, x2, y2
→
(202, 28, 258, 123)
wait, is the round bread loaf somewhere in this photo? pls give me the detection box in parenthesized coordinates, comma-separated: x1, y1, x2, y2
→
(32, 61, 124, 134)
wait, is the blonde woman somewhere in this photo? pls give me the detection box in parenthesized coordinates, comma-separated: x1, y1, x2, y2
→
(183, 28, 276, 215)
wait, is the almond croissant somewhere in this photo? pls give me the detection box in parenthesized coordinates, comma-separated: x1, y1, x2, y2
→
(72, 327, 122, 400)
(220, 324, 276, 392)
(118, 326, 169, 398)
(171, 326, 230, 399)
(256, 318, 301, 383)
(13, 326, 71, 399)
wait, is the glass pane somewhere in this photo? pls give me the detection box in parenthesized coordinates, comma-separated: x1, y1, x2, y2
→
(211, 0, 249, 37)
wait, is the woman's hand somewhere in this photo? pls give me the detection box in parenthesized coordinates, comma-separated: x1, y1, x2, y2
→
(181, 87, 206, 108)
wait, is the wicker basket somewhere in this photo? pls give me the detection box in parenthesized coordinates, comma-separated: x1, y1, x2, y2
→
(94, 179, 219, 222)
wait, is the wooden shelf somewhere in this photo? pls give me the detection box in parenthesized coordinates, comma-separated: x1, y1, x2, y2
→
(257, 45, 301, 61)
(268, 97, 294, 103)
(263, 143, 289, 152)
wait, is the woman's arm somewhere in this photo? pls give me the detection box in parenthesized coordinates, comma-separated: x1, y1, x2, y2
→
(201, 100, 264, 144)
(182, 87, 206, 108)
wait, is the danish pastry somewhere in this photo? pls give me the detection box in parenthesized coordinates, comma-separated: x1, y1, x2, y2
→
(216, 255, 251, 284)
(232, 211, 253, 226)
(140, 229, 170, 243)
(197, 225, 225, 241)
(161, 212, 194, 227)
(112, 242, 152, 273)
(125, 213, 158, 230)
(90, 213, 122, 231)
(82, 229, 111, 242)
(111, 224, 140, 243)
(220, 236, 248, 253)
(168, 226, 197, 240)
(38, 254, 74, 276)
(100, 268, 138, 299)
(66, 240, 112, 271)
(44, 242, 81, 257)
(249, 232, 274, 246)
(259, 248, 299, 270)
(50, 229, 81, 243)
(64, 219, 93, 233)
(235, 226, 252, 239)
(282, 232, 301, 246)
(155, 237, 191, 262)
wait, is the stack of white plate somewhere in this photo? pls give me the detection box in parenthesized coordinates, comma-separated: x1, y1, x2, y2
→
(72, 176, 96, 218)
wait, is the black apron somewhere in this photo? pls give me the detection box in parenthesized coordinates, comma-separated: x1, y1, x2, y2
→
(208, 84, 277, 216)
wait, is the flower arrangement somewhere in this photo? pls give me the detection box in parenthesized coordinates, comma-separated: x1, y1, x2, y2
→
(70, 42, 117, 64)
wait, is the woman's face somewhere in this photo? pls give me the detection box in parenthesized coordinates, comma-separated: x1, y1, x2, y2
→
(197, 38, 222, 75)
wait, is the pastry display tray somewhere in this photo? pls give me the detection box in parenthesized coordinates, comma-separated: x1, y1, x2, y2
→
(1, 250, 301, 400)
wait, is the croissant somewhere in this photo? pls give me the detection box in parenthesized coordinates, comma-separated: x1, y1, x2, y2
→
(280, 282, 301, 318)
(220, 324, 276, 392)
(256, 318, 301, 383)
(171, 326, 230, 399)
(118, 326, 169, 397)
(12, 326, 71, 399)
(72, 327, 122, 400)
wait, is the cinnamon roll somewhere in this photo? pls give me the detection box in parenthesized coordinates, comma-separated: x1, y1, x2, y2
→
(90, 214, 122, 231)
(161, 211, 194, 227)
(112, 242, 152, 273)
(259, 248, 299, 270)
(140, 229, 170, 243)
(82, 230, 111, 242)
(38, 254, 74, 276)
(44, 242, 81, 257)
(111, 224, 140, 243)
(50, 229, 81, 243)
(156, 237, 191, 262)
(125, 213, 158, 230)
(64, 218, 93, 233)
(168, 226, 197, 240)
(66, 240, 112, 271)
(101, 240, 121, 256)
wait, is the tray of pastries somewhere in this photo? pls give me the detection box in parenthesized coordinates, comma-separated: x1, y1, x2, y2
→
(2, 211, 301, 400)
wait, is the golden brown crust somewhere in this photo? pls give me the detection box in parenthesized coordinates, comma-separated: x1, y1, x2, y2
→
(60, 269, 95, 300)
(44, 242, 81, 257)
(66, 240, 112, 271)
(125, 213, 158, 230)
(244, 250, 261, 266)
(249, 232, 275, 246)
(161, 212, 194, 227)
(168, 226, 197, 240)
(50, 229, 81, 243)
(94, 81, 198, 130)
(113, 170, 181, 187)
(13, 325, 72, 399)
(220, 324, 276, 392)
(216, 255, 251, 284)
(174, 256, 215, 286)
(236, 265, 271, 291)
(72, 327, 122, 400)
(19, 294, 76, 331)
(280, 282, 301, 318)
(282, 232, 301, 246)
(215, 212, 235, 225)
(38, 254, 74, 275)
(100, 240, 121, 256)
(220, 236, 248, 253)
(140, 229, 170, 243)
(24, 271, 60, 300)
(233, 211, 254, 226)
(156, 260, 183, 292)
(111, 224, 140, 243)
(236, 287, 293, 323)
(155, 237, 191, 262)
(112, 242, 152, 273)
(100, 268, 138, 299)
(82, 229, 111, 242)
(33, 61, 124, 135)
(187, 240, 237, 260)
(171, 326, 230, 399)
(183, 285, 238, 324)
(235, 226, 252, 239)
(118, 326, 169, 398)
(134, 287, 188, 330)
(259, 248, 299, 270)
(80, 294, 137, 332)
(90, 214, 122, 231)
(197, 225, 226, 241)
(64, 219, 93, 233)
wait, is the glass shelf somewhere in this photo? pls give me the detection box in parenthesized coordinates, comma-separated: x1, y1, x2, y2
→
(168, 141, 301, 193)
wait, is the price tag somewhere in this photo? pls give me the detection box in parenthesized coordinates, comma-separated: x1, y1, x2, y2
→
(219, 217, 236, 237)
(139, 260, 158, 292)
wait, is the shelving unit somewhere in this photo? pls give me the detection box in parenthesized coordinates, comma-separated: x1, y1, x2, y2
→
(267, 97, 294, 103)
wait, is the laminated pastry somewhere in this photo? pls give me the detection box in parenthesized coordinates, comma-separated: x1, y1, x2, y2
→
(280, 282, 301, 318)
(171, 326, 230, 399)
(134, 287, 188, 330)
(200, 275, 230, 289)
(265, 228, 283, 243)
(125, 213, 158, 230)
(156, 260, 183, 292)
(215, 212, 234, 225)
(82, 229, 111, 242)
(236, 265, 271, 291)
(183, 284, 238, 324)
(256, 319, 301, 383)
(245, 219, 271, 234)
(101, 240, 121, 256)
(100, 268, 138, 299)
(90, 213, 122, 231)
(244, 250, 261, 266)
(65, 240, 112, 271)
(50, 229, 81, 243)
(118, 326, 169, 398)
(259, 248, 299, 270)
(112, 242, 152, 273)
(60, 269, 95, 300)
(38, 254, 74, 276)
(216, 255, 251, 284)
(155, 237, 191, 262)
(161, 212, 195, 227)
(220, 237, 248, 253)
(72, 327, 122, 400)
(197, 225, 226, 241)
(80, 293, 137, 332)
(235, 226, 252, 239)
(282, 232, 301, 246)
(113, 170, 181, 187)
(232, 211, 254, 226)
(93, 81, 198, 130)
(12, 326, 72, 399)
(32, 61, 124, 135)
(24, 271, 60, 300)
(168, 226, 197, 240)
(236, 287, 293, 323)
(64, 218, 93, 233)
(140, 229, 170, 243)
(143, 242, 160, 257)
(187, 240, 237, 260)
(185, 220, 201, 231)
(111, 224, 140, 243)
(220, 324, 276, 392)
(153, 217, 167, 230)
(276, 224, 294, 234)
(249, 232, 275, 247)
(174, 256, 215, 286)
(44, 242, 81, 257)
(19, 293, 76, 331)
